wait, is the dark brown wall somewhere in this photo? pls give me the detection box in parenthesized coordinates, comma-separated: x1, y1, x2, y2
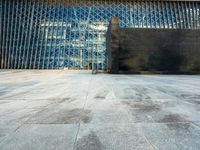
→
(106, 20, 200, 74)
(106, 17, 120, 73)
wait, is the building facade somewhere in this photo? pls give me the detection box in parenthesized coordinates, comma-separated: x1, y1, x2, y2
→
(0, 0, 200, 70)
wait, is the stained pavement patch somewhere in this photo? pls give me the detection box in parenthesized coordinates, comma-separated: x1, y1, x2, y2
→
(158, 114, 192, 130)
(122, 100, 163, 122)
(75, 131, 103, 150)
(48, 97, 72, 105)
(165, 122, 191, 131)
(122, 101, 161, 112)
(28, 108, 93, 124)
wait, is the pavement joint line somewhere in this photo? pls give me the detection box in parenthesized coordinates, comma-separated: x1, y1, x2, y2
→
(0, 117, 29, 145)
(142, 134, 157, 150)
(138, 123, 157, 150)
(104, 75, 117, 99)
(72, 75, 92, 150)
(0, 104, 55, 136)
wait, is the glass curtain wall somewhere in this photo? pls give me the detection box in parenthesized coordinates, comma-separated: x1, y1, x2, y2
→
(0, 0, 200, 70)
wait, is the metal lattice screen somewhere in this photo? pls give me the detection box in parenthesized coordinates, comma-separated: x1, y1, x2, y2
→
(0, 0, 200, 70)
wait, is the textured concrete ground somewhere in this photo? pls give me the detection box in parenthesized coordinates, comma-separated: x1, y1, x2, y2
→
(0, 70, 200, 150)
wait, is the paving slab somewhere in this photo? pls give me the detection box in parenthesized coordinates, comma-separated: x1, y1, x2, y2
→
(0, 108, 41, 125)
(85, 100, 133, 124)
(74, 123, 154, 150)
(139, 123, 200, 150)
(0, 124, 20, 143)
(0, 124, 78, 150)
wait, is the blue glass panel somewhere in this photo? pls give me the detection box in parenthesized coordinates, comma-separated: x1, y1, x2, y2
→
(1, 0, 199, 70)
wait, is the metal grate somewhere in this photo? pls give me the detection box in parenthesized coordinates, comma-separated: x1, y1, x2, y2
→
(0, 0, 200, 70)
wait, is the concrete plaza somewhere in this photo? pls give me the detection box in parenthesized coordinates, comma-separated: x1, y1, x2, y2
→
(0, 70, 200, 150)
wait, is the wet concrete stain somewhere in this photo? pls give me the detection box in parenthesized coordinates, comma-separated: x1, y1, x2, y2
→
(76, 131, 103, 150)
(30, 108, 92, 124)
(49, 98, 71, 104)
(58, 108, 92, 124)
(95, 95, 105, 99)
(122, 101, 161, 112)
(166, 123, 191, 131)
(122, 101, 162, 122)
(159, 114, 191, 130)
(159, 114, 188, 122)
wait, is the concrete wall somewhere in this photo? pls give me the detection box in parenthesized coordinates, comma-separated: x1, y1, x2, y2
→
(106, 18, 200, 74)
